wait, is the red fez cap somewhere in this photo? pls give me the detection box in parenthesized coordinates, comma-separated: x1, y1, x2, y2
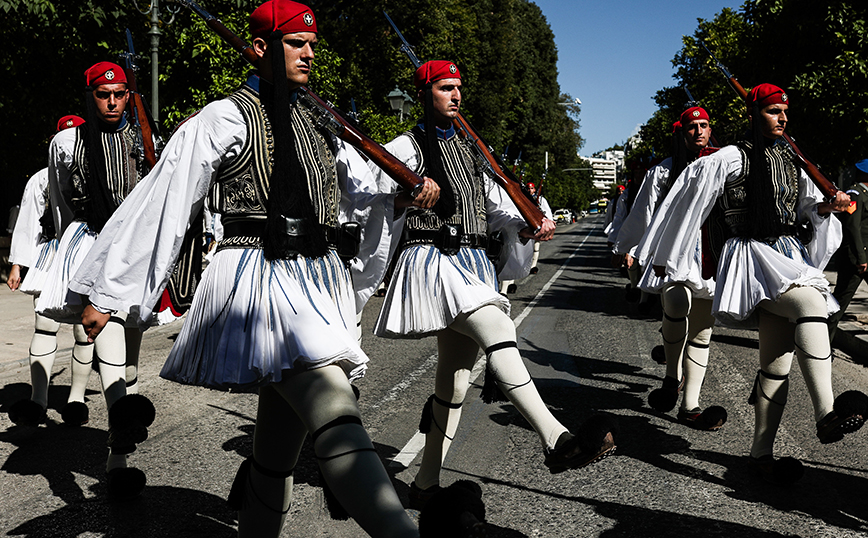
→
(671, 121, 682, 133)
(527, 182, 536, 189)
(57, 115, 85, 132)
(747, 83, 788, 108)
(250, 0, 317, 40)
(680, 107, 709, 125)
(413, 60, 461, 90)
(85, 62, 127, 88)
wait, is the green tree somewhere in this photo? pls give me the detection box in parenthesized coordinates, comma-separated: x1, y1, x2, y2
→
(630, 1, 868, 178)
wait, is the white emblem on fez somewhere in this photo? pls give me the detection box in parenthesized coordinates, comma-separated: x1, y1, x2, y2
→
(105, 70, 115, 81)
(781, 93, 788, 102)
(449, 64, 457, 74)
(692, 110, 700, 117)
(66, 120, 74, 127)
(304, 13, 313, 26)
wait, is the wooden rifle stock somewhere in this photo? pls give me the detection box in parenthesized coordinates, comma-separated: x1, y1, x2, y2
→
(452, 114, 545, 231)
(121, 30, 157, 169)
(169, 0, 423, 196)
(299, 89, 424, 196)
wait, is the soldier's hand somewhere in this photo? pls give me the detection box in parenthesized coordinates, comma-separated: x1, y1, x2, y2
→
(520, 218, 555, 242)
(6, 264, 22, 291)
(817, 191, 852, 214)
(395, 177, 440, 210)
(625, 254, 634, 269)
(81, 304, 111, 343)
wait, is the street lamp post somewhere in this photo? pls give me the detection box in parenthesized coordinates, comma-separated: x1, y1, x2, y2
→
(133, 0, 180, 123)
(387, 86, 413, 122)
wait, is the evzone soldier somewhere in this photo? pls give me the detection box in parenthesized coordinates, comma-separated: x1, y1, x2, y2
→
(641, 83, 867, 484)
(499, 180, 552, 294)
(828, 159, 868, 341)
(619, 107, 727, 430)
(68, 2, 482, 536)
(7, 115, 94, 428)
(36, 63, 156, 499)
(371, 60, 617, 509)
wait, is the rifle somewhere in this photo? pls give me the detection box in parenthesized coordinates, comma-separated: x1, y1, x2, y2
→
(384, 11, 546, 232)
(120, 28, 158, 169)
(700, 41, 853, 212)
(166, 0, 424, 197)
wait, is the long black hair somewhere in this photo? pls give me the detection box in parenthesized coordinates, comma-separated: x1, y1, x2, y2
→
(420, 82, 456, 220)
(261, 31, 327, 261)
(740, 102, 784, 240)
(80, 88, 123, 233)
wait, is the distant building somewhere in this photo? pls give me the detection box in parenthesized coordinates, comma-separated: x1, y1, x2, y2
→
(580, 149, 625, 191)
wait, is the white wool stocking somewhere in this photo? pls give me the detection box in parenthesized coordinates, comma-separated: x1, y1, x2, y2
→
(29, 312, 60, 409)
(759, 286, 835, 421)
(751, 309, 795, 458)
(69, 324, 94, 403)
(124, 328, 142, 395)
(661, 285, 690, 382)
(414, 328, 478, 490)
(266, 365, 418, 538)
(680, 298, 715, 412)
(450, 305, 568, 450)
(94, 312, 129, 409)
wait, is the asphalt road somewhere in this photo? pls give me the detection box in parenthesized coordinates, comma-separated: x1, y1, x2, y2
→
(1, 216, 867, 537)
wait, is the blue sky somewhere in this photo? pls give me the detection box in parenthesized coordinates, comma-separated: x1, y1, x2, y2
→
(531, 0, 744, 156)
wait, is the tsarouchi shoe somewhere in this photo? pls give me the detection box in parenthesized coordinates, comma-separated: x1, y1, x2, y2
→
(749, 455, 803, 486)
(677, 406, 727, 431)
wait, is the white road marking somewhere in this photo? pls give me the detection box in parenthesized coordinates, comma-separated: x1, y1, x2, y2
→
(389, 225, 596, 467)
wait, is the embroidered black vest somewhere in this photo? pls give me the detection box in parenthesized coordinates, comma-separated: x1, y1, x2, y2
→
(208, 84, 340, 249)
(401, 126, 487, 246)
(70, 122, 143, 225)
(706, 140, 801, 261)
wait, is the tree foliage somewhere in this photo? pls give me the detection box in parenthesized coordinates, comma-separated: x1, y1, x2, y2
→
(0, 0, 588, 224)
(629, 1, 868, 181)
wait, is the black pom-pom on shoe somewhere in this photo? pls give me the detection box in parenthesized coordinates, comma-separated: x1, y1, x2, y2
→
(107, 394, 156, 453)
(648, 376, 682, 412)
(61, 401, 89, 426)
(650, 345, 666, 365)
(677, 406, 727, 431)
(817, 391, 868, 444)
(419, 480, 486, 538)
(749, 455, 804, 486)
(107, 467, 147, 500)
(8, 399, 46, 426)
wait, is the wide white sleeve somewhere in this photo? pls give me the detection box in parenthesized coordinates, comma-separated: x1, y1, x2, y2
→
(614, 162, 669, 256)
(484, 173, 533, 279)
(47, 129, 77, 236)
(539, 196, 553, 219)
(797, 168, 842, 270)
(603, 191, 627, 243)
(68, 100, 246, 323)
(338, 139, 401, 313)
(636, 147, 740, 280)
(9, 168, 49, 267)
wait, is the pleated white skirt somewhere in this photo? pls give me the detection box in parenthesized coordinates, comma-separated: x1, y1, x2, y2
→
(160, 247, 366, 391)
(639, 235, 715, 300)
(713, 235, 838, 328)
(19, 239, 59, 297)
(36, 222, 96, 323)
(374, 245, 509, 339)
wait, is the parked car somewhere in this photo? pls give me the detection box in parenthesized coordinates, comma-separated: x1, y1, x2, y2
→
(553, 209, 572, 225)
